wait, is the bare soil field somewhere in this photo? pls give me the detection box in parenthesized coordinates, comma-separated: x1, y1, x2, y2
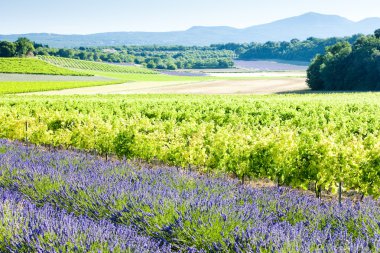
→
(27, 77, 308, 95)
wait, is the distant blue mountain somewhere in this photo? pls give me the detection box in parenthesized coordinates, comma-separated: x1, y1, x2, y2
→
(1, 12, 380, 47)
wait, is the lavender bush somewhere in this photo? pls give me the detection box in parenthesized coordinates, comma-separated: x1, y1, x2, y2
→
(0, 139, 380, 252)
(0, 188, 171, 252)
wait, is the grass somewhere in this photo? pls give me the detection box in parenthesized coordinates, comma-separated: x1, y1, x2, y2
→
(0, 80, 121, 94)
(0, 58, 89, 76)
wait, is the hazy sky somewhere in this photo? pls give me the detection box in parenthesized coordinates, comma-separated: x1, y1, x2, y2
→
(1, 0, 379, 34)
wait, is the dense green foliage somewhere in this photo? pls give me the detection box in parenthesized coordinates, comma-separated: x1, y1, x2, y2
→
(0, 37, 35, 57)
(124, 46, 234, 69)
(307, 30, 380, 90)
(1, 35, 365, 70)
(36, 46, 235, 70)
(0, 41, 16, 57)
(214, 34, 362, 62)
(14, 38, 35, 57)
(0, 58, 88, 76)
(38, 56, 158, 74)
(2, 94, 380, 198)
(33, 35, 363, 68)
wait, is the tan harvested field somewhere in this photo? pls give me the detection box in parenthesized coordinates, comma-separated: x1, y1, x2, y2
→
(27, 77, 309, 95)
(208, 71, 306, 78)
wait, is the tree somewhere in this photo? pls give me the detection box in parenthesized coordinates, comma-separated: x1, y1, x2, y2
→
(375, 29, 380, 39)
(320, 42, 352, 90)
(306, 54, 325, 90)
(146, 61, 156, 69)
(15, 37, 35, 57)
(0, 41, 16, 57)
(166, 61, 177, 70)
(307, 30, 380, 91)
(57, 49, 74, 58)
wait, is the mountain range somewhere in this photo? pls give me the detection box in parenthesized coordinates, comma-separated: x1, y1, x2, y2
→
(1, 12, 380, 47)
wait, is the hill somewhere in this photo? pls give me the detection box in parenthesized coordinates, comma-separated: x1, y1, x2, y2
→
(1, 13, 380, 47)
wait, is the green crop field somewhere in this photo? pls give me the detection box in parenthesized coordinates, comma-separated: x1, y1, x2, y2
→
(0, 57, 215, 94)
(0, 58, 89, 76)
(0, 80, 121, 94)
(39, 56, 158, 74)
(2, 93, 380, 198)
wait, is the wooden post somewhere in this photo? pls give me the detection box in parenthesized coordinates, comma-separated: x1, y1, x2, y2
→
(25, 121, 28, 144)
(338, 181, 342, 206)
(93, 126, 97, 156)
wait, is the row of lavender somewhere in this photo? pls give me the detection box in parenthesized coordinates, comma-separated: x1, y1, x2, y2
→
(0, 139, 380, 252)
(0, 188, 170, 252)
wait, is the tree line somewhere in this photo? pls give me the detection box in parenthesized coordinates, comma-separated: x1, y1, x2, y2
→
(0, 38, 234, 69)
(213, 34, 362, 62)
(34, 45, 235, 70)
(0, 34, 374, 71)
(307, 29, 380, 90)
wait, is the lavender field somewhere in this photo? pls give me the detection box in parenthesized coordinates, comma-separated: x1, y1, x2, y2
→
(0, 139, 379, 252)
(234, 60, 308, 71)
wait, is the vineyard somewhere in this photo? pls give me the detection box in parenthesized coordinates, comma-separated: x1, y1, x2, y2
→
(0, 139, 379, 252)
(0, 58, 88, 76)
(1, 94, 380, 199)
(39, 56, 158, 74)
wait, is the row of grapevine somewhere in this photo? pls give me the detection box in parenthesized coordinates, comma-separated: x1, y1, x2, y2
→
(0, 57, 88, 76)
(1, 94, 380, 198)
(38, 56, 158, 74)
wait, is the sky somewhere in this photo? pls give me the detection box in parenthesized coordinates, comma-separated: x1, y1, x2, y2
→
(1, 0, 379, 34)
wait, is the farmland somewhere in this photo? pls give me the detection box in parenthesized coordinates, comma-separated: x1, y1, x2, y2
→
(0, 58, 88, 76)
(0, 80, 121, 94)
(2, 1, 380, 252)
(29, 77, 307, 95)
(0, 56, 378, 252)
(1, 93, 380, 199)
(39, 56, 158, 74)
(0, 139, 379, 252)
(0, 57, 196, 94)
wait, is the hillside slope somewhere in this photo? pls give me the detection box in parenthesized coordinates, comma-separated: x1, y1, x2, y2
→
(0, 58, 89, 76)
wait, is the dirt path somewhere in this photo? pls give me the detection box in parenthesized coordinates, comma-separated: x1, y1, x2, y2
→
(27, 78, 309, 95)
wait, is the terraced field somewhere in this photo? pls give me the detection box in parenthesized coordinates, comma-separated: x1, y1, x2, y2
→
(0, 58, 88, 76)
(39, 56, 158, 74)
